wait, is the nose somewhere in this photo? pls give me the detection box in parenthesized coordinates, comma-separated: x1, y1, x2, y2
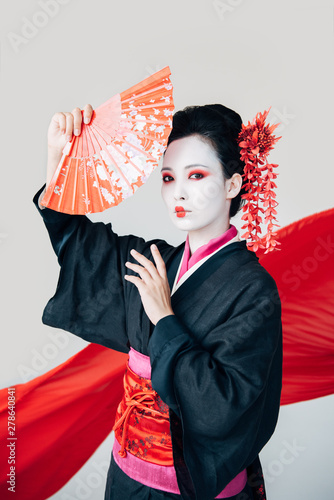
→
(173, 180, 188, 201)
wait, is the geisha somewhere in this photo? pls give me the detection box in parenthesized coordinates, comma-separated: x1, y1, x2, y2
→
(33, 102, 282, 500)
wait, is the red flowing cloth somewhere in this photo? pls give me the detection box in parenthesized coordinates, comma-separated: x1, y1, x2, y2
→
(0, 346, 128, 499)
(256, 206, 334, 404)
(0, 208, 333, 499)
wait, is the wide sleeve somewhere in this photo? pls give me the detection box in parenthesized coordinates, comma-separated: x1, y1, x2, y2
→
(148, 270, 283, 500)
(32, 183, 165, 352)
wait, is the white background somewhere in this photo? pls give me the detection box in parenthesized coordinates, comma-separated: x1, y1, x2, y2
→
(1, 0, 333, 499)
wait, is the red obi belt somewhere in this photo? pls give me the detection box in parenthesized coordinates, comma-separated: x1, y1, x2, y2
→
(112, 353, 173, 466)
(111, 347, 247, 496)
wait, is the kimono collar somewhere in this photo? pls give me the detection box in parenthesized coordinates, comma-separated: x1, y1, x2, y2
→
(177, 224, 238, 282)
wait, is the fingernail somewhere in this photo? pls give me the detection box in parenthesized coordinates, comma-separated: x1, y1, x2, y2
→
(151, 244, 157, 250)
(84, 117, 89, 124)
(74, 128, 80, 136)
(66, 135, 72, 141)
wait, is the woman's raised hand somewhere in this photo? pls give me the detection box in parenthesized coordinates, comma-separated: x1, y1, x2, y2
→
(46, 104, 94, 188)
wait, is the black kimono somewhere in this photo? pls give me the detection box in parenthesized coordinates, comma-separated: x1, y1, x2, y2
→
(33, 183, 283, 500)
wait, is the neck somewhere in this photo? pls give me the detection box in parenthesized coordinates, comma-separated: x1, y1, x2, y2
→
(187, 219, 231, 255)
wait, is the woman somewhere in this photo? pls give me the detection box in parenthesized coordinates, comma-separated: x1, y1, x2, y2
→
(33, 103, 282, 500)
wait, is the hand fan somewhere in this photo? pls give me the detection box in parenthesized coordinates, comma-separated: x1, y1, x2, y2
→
(40, 66, 174, 214)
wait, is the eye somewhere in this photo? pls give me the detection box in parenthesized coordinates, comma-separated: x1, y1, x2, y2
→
(189, 172, 204, 180)
(162, 175, 173, 182)
(162, 171, 206, 182)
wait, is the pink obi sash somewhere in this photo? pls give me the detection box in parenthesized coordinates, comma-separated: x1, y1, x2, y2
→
(112, 347, 247, 497)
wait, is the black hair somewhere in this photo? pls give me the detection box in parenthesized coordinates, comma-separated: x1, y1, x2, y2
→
(166, 104, 246, 218)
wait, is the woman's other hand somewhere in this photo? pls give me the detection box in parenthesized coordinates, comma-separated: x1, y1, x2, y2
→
(124, 245, 175, 326)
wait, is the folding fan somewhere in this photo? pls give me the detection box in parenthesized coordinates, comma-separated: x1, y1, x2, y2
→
(40, 66, 174, 214)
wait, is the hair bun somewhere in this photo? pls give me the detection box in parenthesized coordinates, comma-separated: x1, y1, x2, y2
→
(205, 104, 243, 139)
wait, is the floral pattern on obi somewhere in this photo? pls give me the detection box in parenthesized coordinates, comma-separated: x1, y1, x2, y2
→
(113, 360, 173, 466)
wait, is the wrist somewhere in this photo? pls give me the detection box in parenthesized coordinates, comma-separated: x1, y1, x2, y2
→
(47, 144, 63, 155)
(47, 146, 62, 165)
(154, 311, 175, 326)
(38, 188, 47, 210)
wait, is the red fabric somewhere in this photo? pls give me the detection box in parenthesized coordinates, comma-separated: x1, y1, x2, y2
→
(0, 208, 333, 498)
(0, 345, 128, 499)
(256, 206, 334, 404)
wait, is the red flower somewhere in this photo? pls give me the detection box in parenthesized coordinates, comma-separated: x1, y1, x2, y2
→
(237, 107, 282, 253)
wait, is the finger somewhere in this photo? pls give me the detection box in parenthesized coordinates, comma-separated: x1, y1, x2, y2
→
(125, 261, 152, 281)
(54, 112, 66, 134)
(71, 107, 82, 136)
(83, 103, 93, 124)
(64, 112, 74, 141)
(150, 244, 167, 278)
(124, 274, 144, 290)
(129, 249, 157, 276)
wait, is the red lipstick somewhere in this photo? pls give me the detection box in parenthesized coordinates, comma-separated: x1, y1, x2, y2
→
(175, 206, 188, 218)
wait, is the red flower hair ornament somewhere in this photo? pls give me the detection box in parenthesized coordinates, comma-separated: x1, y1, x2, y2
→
(237, 107, 282, 254)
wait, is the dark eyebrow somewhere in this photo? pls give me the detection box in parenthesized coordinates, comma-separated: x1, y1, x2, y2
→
(160, 164, 210, 172)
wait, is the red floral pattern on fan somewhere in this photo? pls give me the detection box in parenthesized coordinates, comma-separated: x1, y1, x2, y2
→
(237, 107, 282, 253)
(40, 67, 174, 214)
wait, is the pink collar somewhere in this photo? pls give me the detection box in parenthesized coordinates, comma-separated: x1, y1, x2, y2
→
(177, 225, 238, 283)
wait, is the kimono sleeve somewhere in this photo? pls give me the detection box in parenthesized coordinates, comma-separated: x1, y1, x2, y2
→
(33, 183, 154, 352)
(148, 269, 283, 500)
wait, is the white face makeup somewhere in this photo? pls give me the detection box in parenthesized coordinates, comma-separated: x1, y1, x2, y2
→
(161, 135, 232, 242)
